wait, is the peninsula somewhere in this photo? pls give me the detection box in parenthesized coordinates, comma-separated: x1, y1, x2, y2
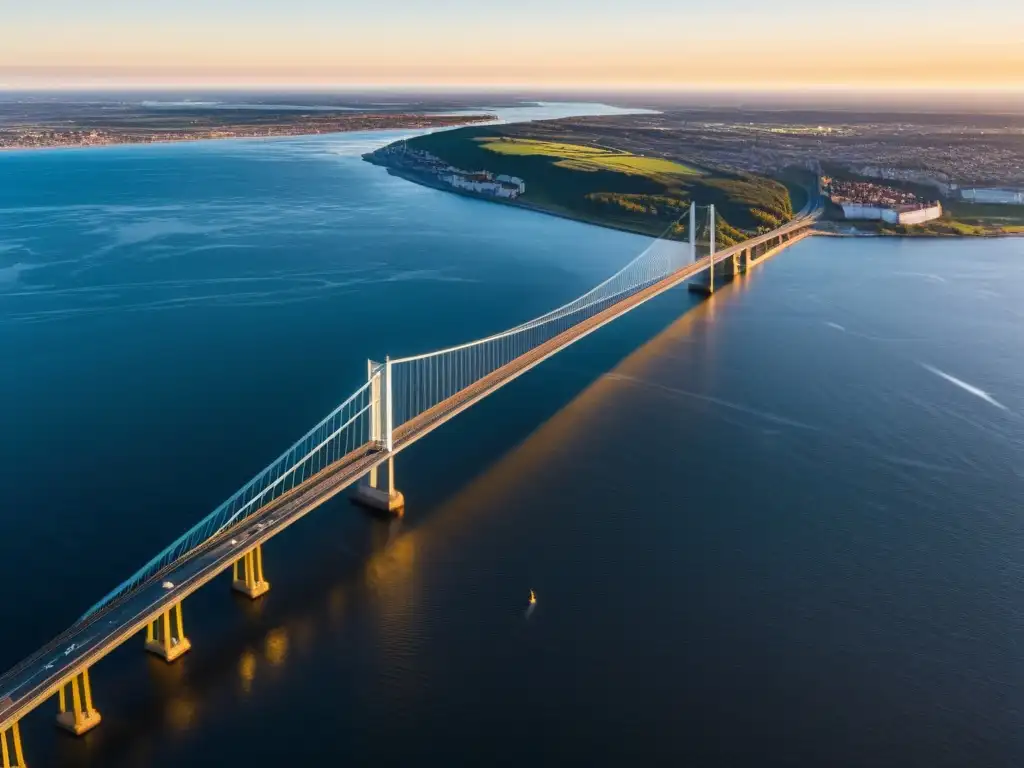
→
(364, 122, 798, 246)
(364, 107, 1024, 239)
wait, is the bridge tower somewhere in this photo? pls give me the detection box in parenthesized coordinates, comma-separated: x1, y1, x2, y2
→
(352, 359, 405, 515)
(688, 203, 717, 296)
(688, 201, 697, 262)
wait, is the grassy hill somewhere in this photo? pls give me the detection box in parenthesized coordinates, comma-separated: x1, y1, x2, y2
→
(396, 127, 794, 245)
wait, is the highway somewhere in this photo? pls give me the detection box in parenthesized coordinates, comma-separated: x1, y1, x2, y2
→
(0, 209, 817, 737)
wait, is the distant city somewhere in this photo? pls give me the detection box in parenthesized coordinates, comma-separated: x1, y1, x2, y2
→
(367, 143, 526, 199)
(551, 111, 1024, 199)
(0, 111, 493, 150)
(823, 177, 943, 225)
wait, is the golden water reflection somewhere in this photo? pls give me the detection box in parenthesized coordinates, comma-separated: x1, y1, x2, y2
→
(123, 274, 754, 749)
(402, 285, 740, 543)
(264, 628, 289, 667)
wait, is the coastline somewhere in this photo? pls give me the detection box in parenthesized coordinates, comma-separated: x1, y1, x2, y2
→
(0, 115, 495, 155)
(364, 155, 684, 241)
(814, 225, 1024, 240)
(376, 156, 1024, 241)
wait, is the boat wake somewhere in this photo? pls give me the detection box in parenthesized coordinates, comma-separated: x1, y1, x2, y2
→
(921, 364, 1008, 411)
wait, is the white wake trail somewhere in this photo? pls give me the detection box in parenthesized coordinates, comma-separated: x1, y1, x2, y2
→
(922, 364, 1008, 411)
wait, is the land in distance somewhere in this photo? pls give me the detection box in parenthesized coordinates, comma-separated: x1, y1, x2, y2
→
(0, 95, 494, 150)
(365, 107, 1024, 240)
(364, 119, 803, 245)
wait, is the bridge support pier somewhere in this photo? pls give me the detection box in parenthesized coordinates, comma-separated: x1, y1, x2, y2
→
(1, 721, 25, 768)
(353, 455, 405, 515)
(56, 669, 101, 736)
(232, 545, 270, 599)
(145, 601, 191, 662)
(690, 255, 737, 295)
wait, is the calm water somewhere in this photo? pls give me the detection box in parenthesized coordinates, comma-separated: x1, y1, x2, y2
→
(3, 116, 1024, 766)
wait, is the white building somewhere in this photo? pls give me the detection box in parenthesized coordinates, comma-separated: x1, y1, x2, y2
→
(841, 202, 942, 225)
(442, 175, 522, 199)
(960, 188, 1024, 205)
(495, 174, 526, 194)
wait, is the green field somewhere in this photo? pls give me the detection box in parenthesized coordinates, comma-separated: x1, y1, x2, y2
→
(944, 201, 1024, 228)
(479, 138, 702, 177)
(387, 126, 794, 244)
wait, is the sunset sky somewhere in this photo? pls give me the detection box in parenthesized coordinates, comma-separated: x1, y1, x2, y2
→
(3, 0, 1022, 90)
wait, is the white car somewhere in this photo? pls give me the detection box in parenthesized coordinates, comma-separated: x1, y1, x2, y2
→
(162, 581, 174, 590)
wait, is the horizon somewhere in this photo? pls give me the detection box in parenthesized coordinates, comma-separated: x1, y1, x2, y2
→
(3, 83, 1024, 93)
(3, 84, 1024, 116)
(3, 0, 1021, 91)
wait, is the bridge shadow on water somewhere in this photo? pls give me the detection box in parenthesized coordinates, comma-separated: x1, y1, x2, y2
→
(37, 270, 755, 767)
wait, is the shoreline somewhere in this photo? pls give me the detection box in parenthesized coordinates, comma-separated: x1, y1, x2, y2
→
(364, 155, 684, 241)
(0, 115, 495, 155)
(381, 158, 1024, 241)
(814, 226, 1024, 240)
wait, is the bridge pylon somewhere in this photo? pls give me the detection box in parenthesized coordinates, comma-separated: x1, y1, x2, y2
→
(709, 204, 715, 293)
(55, 668, 100, 736)
(232, 545, 270, 599)
(353, 359, 404, 515)
(1, 721, 25, 768)
(145, 600, 191, 662)
(688, 201, 697, 262)
(688, 203, 718, 296)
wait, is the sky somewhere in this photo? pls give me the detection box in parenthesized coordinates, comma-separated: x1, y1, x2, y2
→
(2, 0, 1022, 90)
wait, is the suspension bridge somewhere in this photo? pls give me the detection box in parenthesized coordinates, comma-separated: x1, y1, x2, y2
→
(0, 200, 818, 766)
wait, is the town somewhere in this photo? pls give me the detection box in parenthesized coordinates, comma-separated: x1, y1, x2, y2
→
(0, 112, 494, 151)
(365, 143, 526, 199)
(823, 177, 943, 225)
(500, 109, 1024, 205)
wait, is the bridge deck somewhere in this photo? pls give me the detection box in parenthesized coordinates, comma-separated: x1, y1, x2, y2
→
(0, 215, 815, 734)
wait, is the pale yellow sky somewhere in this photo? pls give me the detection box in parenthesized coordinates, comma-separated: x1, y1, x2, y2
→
(3, 0, 1022, 89)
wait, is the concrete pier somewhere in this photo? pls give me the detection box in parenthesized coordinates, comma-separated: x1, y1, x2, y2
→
(55, 670, 101, 736)
(687, 281, 715, 296)
(352, 455, 404, 515)
(232, 545, 270, 599)
(1, 722, 25, 767)
(144, 602, 191, 662)
(351, 483, 405, 515)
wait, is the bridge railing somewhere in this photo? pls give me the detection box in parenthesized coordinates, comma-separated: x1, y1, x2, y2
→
(78, 201, 817, 621)
(388, 210, 703, 428)
(81, 374, 380, 618)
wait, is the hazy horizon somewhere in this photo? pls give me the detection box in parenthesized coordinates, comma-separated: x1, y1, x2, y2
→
(4, 0, 1021, 91)
(3, 86, 1024, 117)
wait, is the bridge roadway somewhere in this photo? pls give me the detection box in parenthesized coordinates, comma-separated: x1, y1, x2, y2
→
(0, 211, 817, 737)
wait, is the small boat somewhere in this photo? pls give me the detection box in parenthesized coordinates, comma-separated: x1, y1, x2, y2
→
(529, 590, 536, 605)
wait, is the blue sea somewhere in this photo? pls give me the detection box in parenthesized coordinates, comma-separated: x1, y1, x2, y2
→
(3, 103, 1024, 766)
